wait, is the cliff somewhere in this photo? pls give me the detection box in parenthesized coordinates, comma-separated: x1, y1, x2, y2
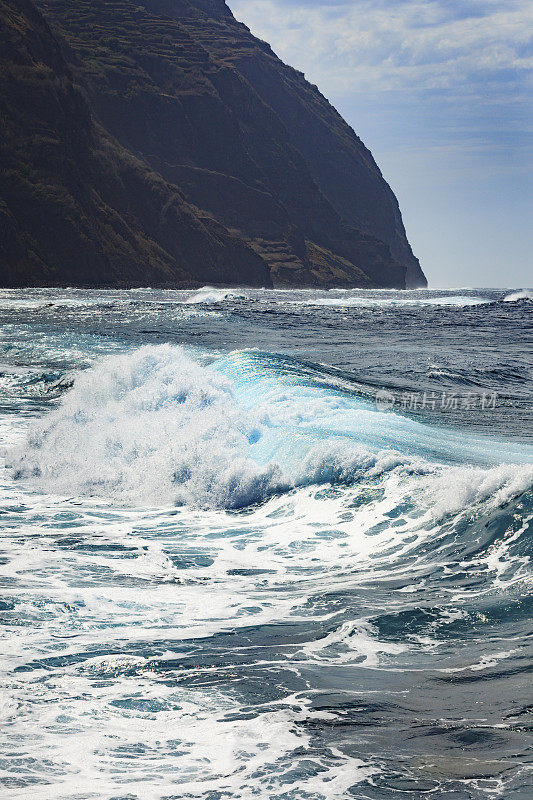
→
(0, 0, 427, 288)
(0, 0, 271, 287)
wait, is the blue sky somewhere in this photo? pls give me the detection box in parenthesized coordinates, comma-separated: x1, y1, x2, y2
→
(229, 0, 532, 287)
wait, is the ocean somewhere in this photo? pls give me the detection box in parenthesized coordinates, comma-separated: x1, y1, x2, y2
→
(0, 286, 532, 799)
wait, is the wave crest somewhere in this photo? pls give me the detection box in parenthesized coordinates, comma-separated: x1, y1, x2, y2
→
(9, 346, 286, 508)
(503, 289, 533, 302)
(184, 286, 244, 304)
(8, 346, 533, 512)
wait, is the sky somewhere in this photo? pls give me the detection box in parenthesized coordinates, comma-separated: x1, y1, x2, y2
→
(228, 0, 532, 288)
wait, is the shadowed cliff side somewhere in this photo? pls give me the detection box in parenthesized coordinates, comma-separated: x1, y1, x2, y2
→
(1, 0, 426, 288)
(179, 0, 426, 287)
(0, 0, 272, 287)
(36, 0, 424, 288)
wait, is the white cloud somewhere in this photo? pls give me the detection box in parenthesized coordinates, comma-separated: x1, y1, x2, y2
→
(228, 0, 533, 96)
(227, 0, 533, 288)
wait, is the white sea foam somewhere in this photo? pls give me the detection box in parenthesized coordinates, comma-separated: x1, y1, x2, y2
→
(7, 345, 405, 508)
(503, 289, 533, 302)
(2, 453, 528, 798)
(288, 294, 489, 308)
(2, 292, 532, 800)
(3, 378, 532, 799)
(2, 674, 375, 800)
(184, 286, 245, 304)
(422, 463, 533, 519)
(299, 619, 405, 665)
(8, 345, 533, 510)
(8, 345, 283, 508)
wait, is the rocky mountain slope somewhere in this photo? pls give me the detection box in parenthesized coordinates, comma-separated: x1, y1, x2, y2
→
(0, 0, 270, 287)
(0, 0, 426, 288)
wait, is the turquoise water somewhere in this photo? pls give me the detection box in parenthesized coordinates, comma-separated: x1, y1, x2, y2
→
(0, 287, 532, 799)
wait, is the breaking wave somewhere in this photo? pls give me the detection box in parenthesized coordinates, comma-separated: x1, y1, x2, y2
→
(2, 291, 533, 800)
(288, 294, 489, 308)
(503, 289, 533, 302)
(8, 346, 533, 512)
(184, 286, 245, 304)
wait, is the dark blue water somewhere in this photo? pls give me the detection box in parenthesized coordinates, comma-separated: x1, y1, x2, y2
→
(0, 286, 532, 799)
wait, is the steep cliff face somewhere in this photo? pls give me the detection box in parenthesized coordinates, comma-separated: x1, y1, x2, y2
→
(1, 0, 426, 289)
(179, 0, 426, 287)
(223, 28, 427, 288)
(0, 0, 271, 287)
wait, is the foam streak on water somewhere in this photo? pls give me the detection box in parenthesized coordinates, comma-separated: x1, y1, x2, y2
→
(0, 287, 532, 799)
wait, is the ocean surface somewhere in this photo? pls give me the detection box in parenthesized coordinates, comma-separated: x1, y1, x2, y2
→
(0, 286, 532, 800)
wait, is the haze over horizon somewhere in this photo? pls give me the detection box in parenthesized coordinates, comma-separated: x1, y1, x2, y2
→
(230, 0, 532, 289)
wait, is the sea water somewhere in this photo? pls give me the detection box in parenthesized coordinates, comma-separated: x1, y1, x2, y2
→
(0, 287, 532, 799)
